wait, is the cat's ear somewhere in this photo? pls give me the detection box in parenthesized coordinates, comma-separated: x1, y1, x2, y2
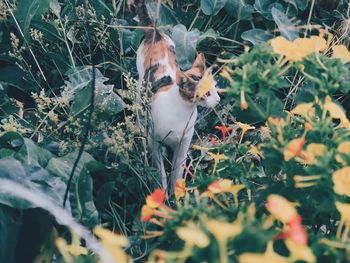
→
(192, 53, 206, 73)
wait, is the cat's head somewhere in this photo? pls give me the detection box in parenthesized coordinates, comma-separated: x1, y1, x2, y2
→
(182, 53, 220, 108)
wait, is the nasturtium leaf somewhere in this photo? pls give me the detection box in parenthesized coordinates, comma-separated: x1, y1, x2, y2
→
(201, 0, 227, 15)
(241, 29, 273, 45)
(172, 24, 200, 70)
(271, 7, 299, 41)
(199, 29, 218, 42)
(224, 0, 254, 20)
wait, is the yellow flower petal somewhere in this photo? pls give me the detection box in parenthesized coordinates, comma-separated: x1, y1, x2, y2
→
(197, 72, 215, 98)
(291, 103, 315, 117)
(93, 227, 129, 247)
(335, 202, 350, 223)
(176, 224, 210, 248)
(332, 44, 350, 64)
(338, 142, 350, 154)
(285, 239, 316, 263)
(324, 101, 349, 124)
(174, 179, 186, 201)
(266, 195, 298, 223)
(283, 137, 305, 161)
(66, 244, 88, 256)
(300, 143, 327, 164)
(206, 219, 242, 241)
(332, 167, 350, 197)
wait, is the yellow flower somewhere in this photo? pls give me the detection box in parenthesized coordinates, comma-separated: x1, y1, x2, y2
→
(207, 219, 242, 241)
(237, 122, 255, 144)
(291, 103, 315, 117)
(197, 71, 215, 98)
(93, 227, 129, 247)
(55, 235, 88, 263)
(300, 143, 327, 164)
(332, 44, 350, 64)
(192, 144, 211, 152)
(248, 145, 264, 158)
(270, 36, 326, 62)
(207, 219, 243, 263)
(270, 36, 300, 62)
(285, 239, 316, 263)
(266, 195, 298, 224)
(174, 179, 186, 201)
(283, 137, 305, 161)
(332, 167, 350, 197)
(239, 242, 288, 263)
(207, 152, 229, 173)
(207, 179, 232, 193)
(324, 100, 349, 125)
(219, 68, 234, 82)
(176, 224, 210, 248)
(335, 201, 350, 239)
(93, 227, 130, 263)
(338, 141, 350, 154)
(335, 202, 350, 225)
(336, 142, 350, 164)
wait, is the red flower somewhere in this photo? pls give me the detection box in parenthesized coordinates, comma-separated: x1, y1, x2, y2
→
(285, 215, 308, 246)
(146, 189, 166, 208)
(215, 126, 234, 141)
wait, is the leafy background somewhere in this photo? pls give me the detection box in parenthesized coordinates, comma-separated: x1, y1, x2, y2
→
(0, 0, 350, 262)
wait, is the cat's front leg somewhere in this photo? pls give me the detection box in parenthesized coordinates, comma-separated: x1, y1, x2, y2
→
(152, 141, 168, 191)
(169, 135, 192, 194)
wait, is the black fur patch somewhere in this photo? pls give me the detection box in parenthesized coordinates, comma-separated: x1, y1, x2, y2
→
(168, 45, 179, 66)
(151, 76, 173, 93)
(144, 63, 159, 83)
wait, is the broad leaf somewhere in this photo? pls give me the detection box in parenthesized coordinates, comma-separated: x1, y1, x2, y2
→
(201, 0, 227, 15)
(172, 24, 200, 70)
(15, 0, 50, 38)
(66, 67, 125, 118)
(15, 138, 52, 168)
(0, 131, 24, 150)
(0, 158, 66, 209)
(225, 0, 254, 20)
(241, 29, 273, 45)
(271, 7, 299, 41)
(46, 151, 99, 227)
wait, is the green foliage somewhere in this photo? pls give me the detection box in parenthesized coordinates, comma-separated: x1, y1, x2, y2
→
(0, 0, 350, 262)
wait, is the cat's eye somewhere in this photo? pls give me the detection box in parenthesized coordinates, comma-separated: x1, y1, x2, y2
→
(190, 75, 201, 81)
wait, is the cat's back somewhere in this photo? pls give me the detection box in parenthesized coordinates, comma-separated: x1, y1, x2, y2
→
(136, 32, 178, 84)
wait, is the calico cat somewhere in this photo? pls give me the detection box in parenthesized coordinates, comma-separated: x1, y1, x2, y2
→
(135, 0, 220, 193)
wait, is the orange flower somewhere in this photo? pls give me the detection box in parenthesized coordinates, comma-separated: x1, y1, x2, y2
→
(207, 179, 232, 193)
(240, 89, 248, 110)
(215, 125, 234, 141)
(174, 179, 186, 201)
(141, 205, 155, 222)
(283, 137, 306, 161)
(146, 188, 166, 208)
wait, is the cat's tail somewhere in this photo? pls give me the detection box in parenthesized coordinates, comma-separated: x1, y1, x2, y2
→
(134, 0, 161, 41)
